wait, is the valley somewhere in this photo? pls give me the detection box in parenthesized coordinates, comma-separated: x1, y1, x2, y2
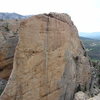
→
(80, 37, 100, 60)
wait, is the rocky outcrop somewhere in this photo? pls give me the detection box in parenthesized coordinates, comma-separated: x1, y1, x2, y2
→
(0, 13, 92, 100)
(0, 79, 7, 95)
(89, 61, 100, 97)
(74, 60, 100, 100)
(0, 20, 20, 79)
(74, 91, 89, 100)
(88, 93, 100, 100)
(74, 91, 100, 100)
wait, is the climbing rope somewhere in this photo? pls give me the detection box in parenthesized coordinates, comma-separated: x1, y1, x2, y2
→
(44, 15, 49, 100)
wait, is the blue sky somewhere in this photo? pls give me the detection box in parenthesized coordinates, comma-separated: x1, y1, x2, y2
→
(0, 0, 100, 32)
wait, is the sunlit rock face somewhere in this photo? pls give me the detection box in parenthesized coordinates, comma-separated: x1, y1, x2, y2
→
(0, 13, 92, 100)
(74, 91, 100, 100)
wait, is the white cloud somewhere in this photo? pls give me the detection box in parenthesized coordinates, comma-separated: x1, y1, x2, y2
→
(0, 0, 100, 32)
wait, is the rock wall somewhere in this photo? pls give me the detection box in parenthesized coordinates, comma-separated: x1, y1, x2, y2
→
(0, 20, 20, 79)
(0, 13, 92, 100)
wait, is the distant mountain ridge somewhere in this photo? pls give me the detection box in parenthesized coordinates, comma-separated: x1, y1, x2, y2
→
(79, 32, 100, 40)
(0, 12, 29, 20)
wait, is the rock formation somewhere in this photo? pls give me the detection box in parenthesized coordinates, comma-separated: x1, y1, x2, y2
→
(0, 13, 92, 100)
(90, 61, 100, 96)
(74, 91, 100, 100)
(0, 20, 20, 79)
(0, 79, 7, 95)
(88, 93, 100, 100)
(74, 91, 89, 100)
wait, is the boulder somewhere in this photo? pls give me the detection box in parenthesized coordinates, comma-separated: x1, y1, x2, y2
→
(88, 93, 100, 100)
(74, 91, 89, 100)
(0, 13, 92, 100)
(74, 92, 100, 100)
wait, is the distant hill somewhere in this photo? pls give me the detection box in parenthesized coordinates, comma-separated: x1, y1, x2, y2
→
(0, 12, 29, 20)
(80, 36, 100, 60)
(79, 32, 100, 40)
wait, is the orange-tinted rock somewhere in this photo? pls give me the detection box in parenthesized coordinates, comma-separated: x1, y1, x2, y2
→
(0, 13, 92, 100)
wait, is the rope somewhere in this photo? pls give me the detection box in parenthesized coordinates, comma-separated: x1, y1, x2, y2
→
(44, 16, 49, 100)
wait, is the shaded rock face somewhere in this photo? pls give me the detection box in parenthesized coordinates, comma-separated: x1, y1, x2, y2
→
(0, 20, 20, 79)
(90, 61, 100, 96)
(0, 13, 92, 100)
(0, 79, 7, 95)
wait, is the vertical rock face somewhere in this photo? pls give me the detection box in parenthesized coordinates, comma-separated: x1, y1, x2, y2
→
(0, 13, 92, 100)
(0, 20, 20, 79)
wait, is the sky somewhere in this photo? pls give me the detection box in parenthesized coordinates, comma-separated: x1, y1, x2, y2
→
(0, 0, 100, 32)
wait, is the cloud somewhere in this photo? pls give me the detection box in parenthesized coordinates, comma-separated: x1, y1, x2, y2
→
(0, 0, 99, 32)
